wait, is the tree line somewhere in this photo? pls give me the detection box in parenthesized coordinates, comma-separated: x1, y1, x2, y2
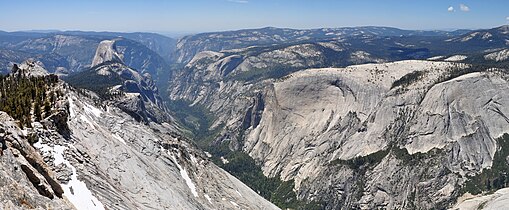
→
(0, 71, 59, 128)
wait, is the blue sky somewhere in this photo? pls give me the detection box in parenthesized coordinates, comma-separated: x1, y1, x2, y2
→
(1, 0, 509, 35)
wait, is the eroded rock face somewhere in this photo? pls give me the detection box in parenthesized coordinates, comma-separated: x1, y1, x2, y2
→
(254, 65, 509, 208)
(452, 187, 509, 209)
(37, 89, 278, 209)
(485, 49, 509, 62)
(0, 112, 75, 210)
(170, 56, 509, 208)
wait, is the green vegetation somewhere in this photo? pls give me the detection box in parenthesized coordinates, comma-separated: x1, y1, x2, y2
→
(332, 148, 390, 170)
(64, 67, 123, 100)
(391, 71, 424, 89)
(210, 143, 280, 198)
(168, 98, 324, 209)
(209, 142, 323, 209)
(227, 65, 298, 82)
(462, 133, 509, 195)
(0, 72, 59, 128)
(167, 99, 218, 144)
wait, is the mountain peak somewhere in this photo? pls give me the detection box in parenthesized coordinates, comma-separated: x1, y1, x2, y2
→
(91, 40, 123, 67)
(15, 59, 49, 77)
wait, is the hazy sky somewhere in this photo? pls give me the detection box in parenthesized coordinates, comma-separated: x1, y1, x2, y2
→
(1, 0, 509, 34)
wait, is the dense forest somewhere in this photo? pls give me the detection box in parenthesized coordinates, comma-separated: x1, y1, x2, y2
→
(64, 67, 123, 100)
(0, 68, 59, 128)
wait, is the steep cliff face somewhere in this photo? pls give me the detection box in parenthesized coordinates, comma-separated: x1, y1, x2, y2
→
(67, 39, 171, 124)
(168, 41, 387, 110)
(170, 55, 509, 208)
(91, 40, 123, 67)
(48, 90, 278, 209)
(244, 62, 509, 209)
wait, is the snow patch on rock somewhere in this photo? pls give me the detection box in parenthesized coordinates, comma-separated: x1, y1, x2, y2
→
(169, 152, 198, 197)
(445, 55, 467, 61)
(204, 194, 213, 204)
(34, 140, 105, 210)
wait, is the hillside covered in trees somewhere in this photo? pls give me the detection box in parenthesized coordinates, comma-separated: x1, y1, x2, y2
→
(0, 67, 60, 128)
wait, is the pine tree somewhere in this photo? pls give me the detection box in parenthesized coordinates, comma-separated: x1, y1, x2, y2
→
(43, 100, 51, 117)
(34, 102, 42, 121)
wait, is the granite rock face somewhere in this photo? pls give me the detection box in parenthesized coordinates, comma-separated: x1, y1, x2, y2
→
(0, 63, 279, 210)
(170, 54, 509, 209)
(245, 63, 509, 209)
(0, 111, 75, 210)
(91, 40, 123, 67)
(37, 89, 279, 210)
(81, 39, 172, 124)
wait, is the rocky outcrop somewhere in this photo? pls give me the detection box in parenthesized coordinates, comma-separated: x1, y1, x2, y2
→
(452, 187, 509, 209)
(0, 33, 172, 85)
(65, 40, 173, 124)
(485, 49, 509, 62)
(0, 112, 75, 209)
(16, 59, 49, 77)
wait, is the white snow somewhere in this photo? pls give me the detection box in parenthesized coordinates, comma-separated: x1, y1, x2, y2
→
(33, 140, 105, 210)
(68, 97, 76, 118)
(33, 141, 66, 166)
(204, 194, 213, 204)
(112, 133, 127, 145)
(190, 155, 198, 164)
(33, 140, 50, 152)
(445, 55, 467, 61)
(63, 163, 105, 210)
(84, 103, 103, 117)
(80, 115, 95, 129)
(169, 152, 198, 197)
(230, 201, 239, 207)
(53, 145, 67, 165)
(204, 151, 212, 158)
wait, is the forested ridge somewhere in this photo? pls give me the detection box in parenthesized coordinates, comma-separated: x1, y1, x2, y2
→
(0, 68, 60, 128)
